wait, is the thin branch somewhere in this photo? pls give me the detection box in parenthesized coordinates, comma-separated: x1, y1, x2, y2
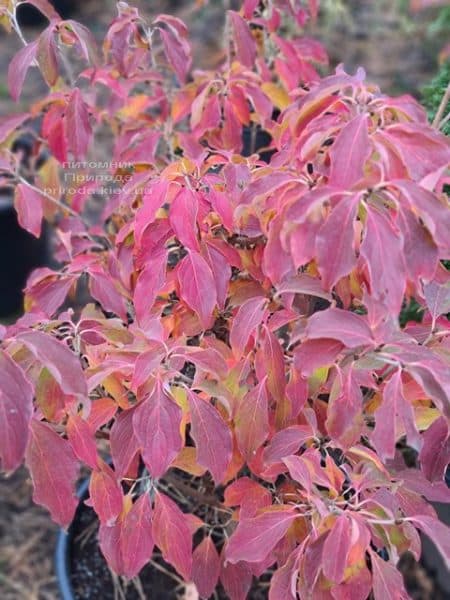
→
(432, 82, 450, 128)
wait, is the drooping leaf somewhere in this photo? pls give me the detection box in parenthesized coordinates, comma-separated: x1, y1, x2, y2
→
(192, 537, 220, 599)
(226, 508, 298, 564)
(170, 187, 200, 251)
(328, 114, 371, 189)
(152, 491, 192, 580)
(316, 194, 360, 289)
(89, 462, 123, 525)
(419, 416, 449, 482)
(121, 493, 154, 579)
(133, 381, 183, 478)
(0, 350, 34, 471)
(26, 419, 78, 527)
(326, 365, 364, 448)
(178, 251, 217, 328)
(228, 11, 257, 69)
(188, 390, 232, 484)
(134, 250, 167, 329)
(322, 515, 351, 583)
(14, 182, 43, 238)
(66, 88, 92, 160)
(37, 24, 59, 86)
(8, 41, 38, 101)
(408, 515, 450, 568)
(220, 549, 253, 600)
(235, 378, 269, 460)
(370, 550, 410, 600)
(17, 330, 87, 396)
(67, 414, 98, 469)
(110, 408, 140, 479)
(230, 296, 267, 357)
(305, 307, 374, 348)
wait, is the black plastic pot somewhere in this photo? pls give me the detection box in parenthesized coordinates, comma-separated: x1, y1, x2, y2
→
(0, 192, 49, 318)
(55, 478, 90, 600)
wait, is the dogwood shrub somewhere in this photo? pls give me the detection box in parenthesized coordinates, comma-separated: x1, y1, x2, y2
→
(0, 0, 449, 598)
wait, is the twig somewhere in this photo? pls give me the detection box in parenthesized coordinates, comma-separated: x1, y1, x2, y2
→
(432, 82, 450, 129)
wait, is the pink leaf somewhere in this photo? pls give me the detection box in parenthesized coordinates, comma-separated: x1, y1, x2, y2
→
(316, 194, 359, 288)
(230, 296, 267, 357)
(294, 339, 343, 377)
(409, 515, 450, 568)
(17, 330, 87, 396)
(370, 550, 410, 600)
(424, 280, 450, 321)
(8, 41, 37, 101)
(220, 549, 253, 600)
(110, 408, 140, 479)
(224, 477, 272, 518)
(37, 24, 58, 86)
(134, 250, 167, 329)
(14, 182, 43, 238)
(89, 462, 123, 525)
(322, 515, 351, 583)
(306, 307, 374, 348)
(158, 25, 191, 84)
(178, 251, 217, 328)
(188, 390, 232, 484)
(263, 425, 314, 465)
(170, 188, 200, 251)
(0, 350, 34, 471)
(361, 206, 406, 315)
(228, 11, 257, 69)
(226, 508, 297, 564)
(121, 493, 154, 578)
(66, 88, 92, 160)
(153, 491, 192, 580)
(98, 521, 123, 574)
(67, 414, 98, 469)
(326, 366, 364, 448)
(329, 114, 371, 188)
(26, 420, 78, 527)
(419, 417, 449, 482)
(192, 537, 220, 599)
(235, 378, 269, 460)
(132, 380, 182, 478)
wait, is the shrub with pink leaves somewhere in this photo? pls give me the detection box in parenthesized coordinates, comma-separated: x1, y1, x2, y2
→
(0, 0, 449, 598)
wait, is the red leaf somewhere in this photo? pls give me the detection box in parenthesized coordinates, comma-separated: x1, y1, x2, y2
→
(322, 515, 351, 583)
(192, 537, 220, 598)
(329, 114, 371, 188)
(0, 350, 34, 471)
(220, 549, 253, 600)
(306, 307, 374, 348)
(263, 425, 314, 465)
(121, 493, 154, 578)
(409, 515, 450, 568)
(110, 408, 140, 479)
(235, 379, 269, 460)
(372, 369, 420, 461)
(370, 550, 410, 600)
(361, 206, 406, 315)
(132, 380, 182, 478)
(316, 194, 359, 288)
(89, 462, 123, 525)
(170, 188, 200, 251)
(67, 414, 98, 469)
(326, 365, 364, 448)
(14, 182, 43, 238)
(228, 11, 257, 69)
(178, 251, 217, 328)
(134, 250, 167, 329)
(419, 416, 449, 482)
(153, 491, 192, 580)
(294, 339, 343, 377)
(157, 23, 191, 84)
(230, 296, 267, 357)
(66, 88, 92, 160)
(37, 24, 58, 86)
(226, 508, 297, 564)
(17, 330, 87, 396)
(98, 520, 123, 574)
(224, 477, 272, 518)
(26, 420, 78, 527)
(8, 41, 37, 101)
(188, 390, 232, 484)
(130, 344, 166, 391)
(255, 327, 286, 407)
